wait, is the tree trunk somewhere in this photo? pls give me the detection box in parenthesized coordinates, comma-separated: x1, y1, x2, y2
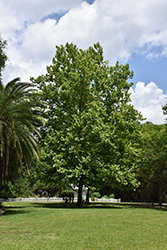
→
(86, 187, 90, 204)
(0, 153, 3, 188)
(158, 186, 163, 206)
(76, 175, 84, 207)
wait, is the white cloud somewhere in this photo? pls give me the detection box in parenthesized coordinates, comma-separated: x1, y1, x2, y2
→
(0, 1, 22, 38)
(1, 0, 167, 76)
(1, 0, 167, 123)
(1, 0, 82, 22)
(131, 82, 167, 124)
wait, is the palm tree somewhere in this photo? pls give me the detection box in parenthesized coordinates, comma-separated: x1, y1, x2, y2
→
(0, 77, 42, 187)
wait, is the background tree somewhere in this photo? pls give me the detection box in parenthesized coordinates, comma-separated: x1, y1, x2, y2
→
(0, 36, 8, 211)
(33, 42, 143, 207)
(162, 103, 167, 117)
(136, 122, 167, 205)
(0, 35, 8, 83)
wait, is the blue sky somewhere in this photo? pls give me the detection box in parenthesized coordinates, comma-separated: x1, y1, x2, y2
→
(0, 0, 167, 124)
(129, 54, 167, 92)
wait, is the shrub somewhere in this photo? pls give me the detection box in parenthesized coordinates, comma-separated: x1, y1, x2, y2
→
(91, 192, 101, 198)
(102, 195, 109, 199)
(0, 181, 16, 199)
(109, 194, 115, 199)
(60, 190, 74, 198)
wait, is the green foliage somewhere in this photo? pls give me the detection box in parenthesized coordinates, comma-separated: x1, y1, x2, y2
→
(0, 35, 8, 81)
(0, 78, 42, 186)
(109, 194, 115, 198)
(136, 122, 167, 204)
(162, 103, 167, 117)
(0, 181, 16, 198)
(60, 190, 74, 198)
(32, 157, 69, 196)
(102, 195, 109, 199)
(10, 171, 35, 198)
(0, 163, 42, 198)
(32, 42, 143, 206)
(91, 192, 101, 198)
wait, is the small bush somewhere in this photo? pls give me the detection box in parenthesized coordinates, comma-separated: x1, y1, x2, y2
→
(0, 181, 16, 199)
(109, 194, 115, 199)
(102, 195, 109, 199)
(60, 190, 74, 198)
(91, 192, 101, 198)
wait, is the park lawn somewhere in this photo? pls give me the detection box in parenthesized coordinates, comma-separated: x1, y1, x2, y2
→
(0, 202, 167, 250)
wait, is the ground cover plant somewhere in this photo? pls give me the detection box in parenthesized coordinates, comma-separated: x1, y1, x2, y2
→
(1, 202, 167, 249)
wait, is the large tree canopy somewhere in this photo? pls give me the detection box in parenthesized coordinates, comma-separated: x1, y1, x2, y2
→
(33, 42, 143, 206)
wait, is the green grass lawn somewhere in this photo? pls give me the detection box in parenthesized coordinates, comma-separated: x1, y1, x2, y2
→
(1, 202, 167, 250)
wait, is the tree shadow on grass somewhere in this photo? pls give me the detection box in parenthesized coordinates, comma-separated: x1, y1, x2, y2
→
(113, 202, 167, 211)
(31, 202, 167, 211)
(31, 202, 123, 209)
(2, 202, 167, 214)
(1, 206, 30, 216)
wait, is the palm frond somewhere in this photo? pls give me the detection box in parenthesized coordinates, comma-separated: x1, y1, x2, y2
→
(0, 78, 41, 185)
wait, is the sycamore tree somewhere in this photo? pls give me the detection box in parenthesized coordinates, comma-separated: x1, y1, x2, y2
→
(32, 42, 142, 207)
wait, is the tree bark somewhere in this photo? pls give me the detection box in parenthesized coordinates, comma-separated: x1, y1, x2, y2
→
(158, 186, 163, 206)
(86, 187, 90, 204)
(76, 175, 84, 207)
(0, 153, 3, 188)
